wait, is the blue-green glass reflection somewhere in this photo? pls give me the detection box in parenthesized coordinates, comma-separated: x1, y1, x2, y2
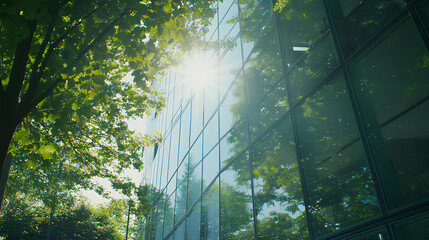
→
(328, 0, 405, 58)
(220, 151, 255, 239)
(202, 178, 220, 240)
(295, 74, 381, 236)
(348, 17, 429, 209)
(277, 0, 339, 105)
(252, 116, 310, 239)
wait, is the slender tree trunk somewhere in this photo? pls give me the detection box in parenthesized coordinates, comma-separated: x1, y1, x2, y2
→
(0, 119, 19, 210)
(0, 155, 12, 209)
(125, 203, 131, 240)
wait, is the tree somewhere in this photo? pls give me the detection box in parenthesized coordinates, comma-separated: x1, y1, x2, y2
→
(0, 197, 126, 240)
(0, 0, 216, 208)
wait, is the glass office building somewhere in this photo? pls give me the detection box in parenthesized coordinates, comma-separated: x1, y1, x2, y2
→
(139, 0, 429, 239)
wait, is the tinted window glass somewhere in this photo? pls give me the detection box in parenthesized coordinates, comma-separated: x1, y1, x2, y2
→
(348, 17, 429, 209)
(294, 74, 381, 236)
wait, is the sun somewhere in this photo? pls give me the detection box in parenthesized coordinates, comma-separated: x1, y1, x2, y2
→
(181, 52, 217, 95)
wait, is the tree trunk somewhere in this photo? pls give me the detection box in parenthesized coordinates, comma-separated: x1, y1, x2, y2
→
(0, 118, 19, 210)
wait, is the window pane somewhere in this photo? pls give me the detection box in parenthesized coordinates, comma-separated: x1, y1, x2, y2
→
(393, 214, 429, 240)
(186, 202, 201, 239)
(348, 17, 429, 209)
(168, 121, 180, 182)
(328, 0, 405, 58)
(220, 119, 248, 169)
(204, 112, 219, 156)
(189, 135, 202, 169)
(277, 0, 339, 105)
(220, 151, 255, 239)
(219, 0, 238, 40)
(219, 72, 245, 137)
(203, 145, 219, 191)
(240, 0, 273, 60)
(294, 74, 381, 236)
(346, 229, 389, 240)
(187, 161, 202, 209)
(173, 221, 185, 240)
(163, 193, 175, 237)
(219, 32, 242, 99)
(245, 17, 285, 107)
(175, 180, 187, 224)
(179, 104, 190, 163)
(417, 0, 429, 31)
(191, 92, 204, 143)
(202, 179, 220, 240)
(252, 116, 310, 239)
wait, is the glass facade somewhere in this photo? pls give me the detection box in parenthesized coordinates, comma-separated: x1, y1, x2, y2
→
(140, 0, 429, 239)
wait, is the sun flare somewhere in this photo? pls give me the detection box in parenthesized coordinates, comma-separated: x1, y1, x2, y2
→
(181, 52, 217, 94)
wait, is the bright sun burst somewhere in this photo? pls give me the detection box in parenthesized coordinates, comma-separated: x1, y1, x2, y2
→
(181, 52, 217, 95)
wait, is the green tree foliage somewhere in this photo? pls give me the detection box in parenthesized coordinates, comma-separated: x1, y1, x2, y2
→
(0, 0, 216, 208)
(0, 198, 125, 240)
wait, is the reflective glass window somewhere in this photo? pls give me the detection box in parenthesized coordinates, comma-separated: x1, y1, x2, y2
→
(240, 0, 274, 60)
(175, 180, 187, 224)
(220, 151, 255, 239)
(187, 161, 202, 209)
(186, 202, 202, 239)
(346, 228, 389, 240)
(179, 105, 190, 163)
(163, 193, 175, 237)
(294, 74, 381, 236)
(245, 17, 285, 107)
(219, 35, 242, 100)
(252, 116, 309, 239)
(220, 119, 248, 169)
(418, 0, 429, 30)
(204, 112, 219, 156)
(189, 135, 202, 169)
(191, 92, 204, 143)
(328, 0, 406, 58)
(204, 57, 219, 123)
(177, 156, 188, 187)
(348, 17, 429, 209)
(203, 145, 219, 191)
(219, 0, 238, 39)
(161, 133, 171, 189)
(219, 72, 245, 137)
(167, 173, 176, 198)
(393, 214, 429, 239)
(168, 120, 180, 181)
(155, 199, 165, 240)
(248, 79, 289, 140)
(202, 179, 220, 240)
(173, 221, 185, 240)
(277, 0, 339, 105)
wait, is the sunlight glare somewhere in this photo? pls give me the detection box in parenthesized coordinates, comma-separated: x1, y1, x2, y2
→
(181, 52, 217, 95)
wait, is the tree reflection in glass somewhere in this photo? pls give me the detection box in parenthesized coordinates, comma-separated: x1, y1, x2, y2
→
(294, 74, 381, 236)
(252, 116, 310, 239)
(348, 17, 429, 209)
(220, 151, 255, 239)
(276, 0, 339, 105)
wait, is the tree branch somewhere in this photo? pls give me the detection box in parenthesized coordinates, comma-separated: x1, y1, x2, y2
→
(2, 20, 36, 113)
(19, 8, 131, 121)
(74, 8, 130, 61)
(21, 2, 107, 106)
(26, 3, 61, 101)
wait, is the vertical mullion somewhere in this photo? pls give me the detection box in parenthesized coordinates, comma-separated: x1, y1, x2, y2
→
(321, 0, 391, 217)
(216, 1, 222, 239)
(237, 0, 259, 239)
(272, 7, 315, 240)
